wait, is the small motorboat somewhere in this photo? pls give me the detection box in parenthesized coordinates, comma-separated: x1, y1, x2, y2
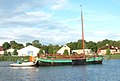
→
(10, 61, 37, 67)
(10, 56, 38, 67)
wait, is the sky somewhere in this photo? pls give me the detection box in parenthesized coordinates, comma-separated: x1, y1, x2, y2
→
(0, 0, 120, 45)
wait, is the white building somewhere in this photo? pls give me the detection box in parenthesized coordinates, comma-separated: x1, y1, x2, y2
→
(98, 45, 120, 55)
(18, 45, 40, 56)
(0, 51, 4, 55)
(6, 48, 15, 55)
(57, 45, 70, 55)
(72, 49, 91, 55)
(0, 46, 4, 55)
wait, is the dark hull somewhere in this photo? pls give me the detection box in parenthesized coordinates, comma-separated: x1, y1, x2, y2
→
(86, 60, 103, 64)
(36, 61, 72, 66)
(36, 58, 103, 66)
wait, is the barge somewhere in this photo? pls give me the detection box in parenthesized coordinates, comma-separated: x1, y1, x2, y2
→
(36, 55, 103, 66)
(35, 5, 103, 66)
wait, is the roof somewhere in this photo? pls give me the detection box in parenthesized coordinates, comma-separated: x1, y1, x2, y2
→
(18, 45, 40, 51)
(62, 45, 70, 49)
(99, 45, 120, 50)
(0, 46, 4, 51)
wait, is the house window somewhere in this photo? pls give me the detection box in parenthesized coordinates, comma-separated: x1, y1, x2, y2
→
(27, 51, 33, 56)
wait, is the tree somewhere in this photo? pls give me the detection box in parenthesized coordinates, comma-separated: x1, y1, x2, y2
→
(97, 39, 113, 48)
(52, 45, 60, 54)
(93, 45, 98, 53)
(53, 50, 57, 54)
(10, 41, 24, 50)
(63, 49, 69, 55)
(106, 48, 111, 55)
(32, 40, 39, 44)
(2, 42, 11, 50)
(10, 41, 17, 45)
(32, 40, 41, 48)
(48, 44, 53, 54)
(13, 49, 18, 55)
(4, 50, 8, 56)
(42, 45, 48, 53)
(76, 39, 87, 49)
(26, 42, 32, 46)
(10, 41, 17, 49)
(8, 52, 11, 56)
(77, 40, 82, 49)
(10, 41, 17, 48)
(39, 49, 44, 54)
(16, 44, 24, 49)
(86, 41, 96, 48)
(67, 42, 77, 50)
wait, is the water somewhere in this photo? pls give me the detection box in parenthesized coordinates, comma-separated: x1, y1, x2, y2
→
(0, 60, 120, 81)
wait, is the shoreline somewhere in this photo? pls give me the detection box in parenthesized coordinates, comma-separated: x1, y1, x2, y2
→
(0, 54, 120, 61)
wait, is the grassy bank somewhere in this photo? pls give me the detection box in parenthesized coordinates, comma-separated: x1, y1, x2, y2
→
(104, 54, 120, 59)
(0, 54, 120, 61)
(0, 56, 29, 61)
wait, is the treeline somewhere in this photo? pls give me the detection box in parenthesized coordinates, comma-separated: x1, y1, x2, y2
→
(0, 56, 29, 61)
(2, 39, 120, 54)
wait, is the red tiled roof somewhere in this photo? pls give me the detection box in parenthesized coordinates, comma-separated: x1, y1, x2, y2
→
(0, 46, 4, 51)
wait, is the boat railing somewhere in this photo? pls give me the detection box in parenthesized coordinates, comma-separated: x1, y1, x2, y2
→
(38, 54, 85, 59)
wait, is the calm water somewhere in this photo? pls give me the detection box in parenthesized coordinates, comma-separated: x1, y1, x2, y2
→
(0, 60, 120, 81)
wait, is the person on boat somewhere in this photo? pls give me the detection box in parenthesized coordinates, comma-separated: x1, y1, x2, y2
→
(29, 55, 35, 62)
(16, 58, 24, 64)
(17, 60, 21, 64)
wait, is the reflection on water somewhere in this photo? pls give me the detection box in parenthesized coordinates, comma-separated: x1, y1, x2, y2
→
(0, 60, 120, 81)
(10, 66, 37, 69)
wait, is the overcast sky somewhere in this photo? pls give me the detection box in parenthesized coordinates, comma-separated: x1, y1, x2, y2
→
(0, 0, 120, 45)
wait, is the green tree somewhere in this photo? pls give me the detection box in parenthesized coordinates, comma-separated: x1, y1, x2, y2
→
(67, 42, 77, 50)
(63, 49, 69, 55)
(114, 41, 120, 47)
(106, 48, 111, 55)
(13, 49, 18, 55)
(4, 50, 8, 56)
(97, 39, 113, 48)
(8, 52, 11, 56)
(48, 44, 53, 54)
(2, 42, 11, 50)
(26, 42, 32, 46)
(52, 45, 60, 54)
(39, 49, 44, 54)
(17, 44, 24, 49)
(42, 45, 48, 53)
(10, 41, 17, 49)
(10, 41, 24, 50)
(10, 41, 17, 48)
(32, 40, 41, 48)
(91, 45, 98, 53)
(77, 40, 82, 49)
(10, 41, 17, 45)
(32, 40, 39, 44)
(53, 50, 57, 54)
(86, 41, 96, 48)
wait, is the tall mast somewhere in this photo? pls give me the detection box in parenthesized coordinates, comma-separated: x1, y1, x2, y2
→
(80, 5, 85, 55)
